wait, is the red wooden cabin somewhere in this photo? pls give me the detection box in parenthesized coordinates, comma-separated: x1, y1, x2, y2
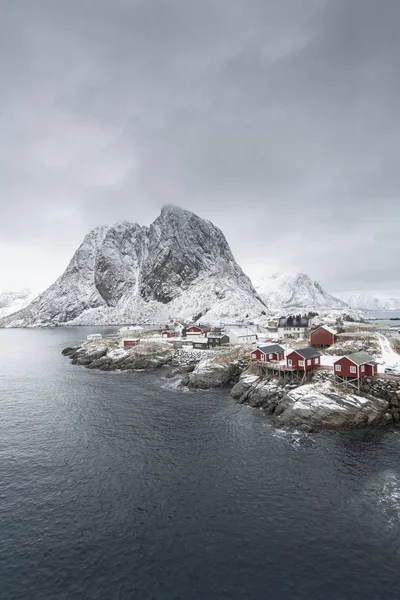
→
(186, 325, 203, 336)
(287, 347, 321, 370)
(162, 330, 177, 338)
(310, 325, 337, 347)
(334, 352, 377, 379)
(251, 344, 285, 363)
(123, 338, 140, 348)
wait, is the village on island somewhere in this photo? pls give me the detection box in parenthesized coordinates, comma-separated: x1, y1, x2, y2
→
(87, 315, 398, 384)
(67, 311, 400, 432)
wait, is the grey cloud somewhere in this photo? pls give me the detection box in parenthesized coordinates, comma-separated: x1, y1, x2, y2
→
(0, 0, 398, 293)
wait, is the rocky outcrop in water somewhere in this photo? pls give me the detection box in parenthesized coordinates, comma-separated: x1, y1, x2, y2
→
(274, 382, 390, 432)
(63, 341, 174, 371)
(231, 372, 394, 431)
(361, 377, 400, 423)
(232, 375, 286, 411)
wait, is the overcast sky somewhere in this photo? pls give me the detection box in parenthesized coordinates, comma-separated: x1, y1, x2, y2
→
(1, 0, 398, 295)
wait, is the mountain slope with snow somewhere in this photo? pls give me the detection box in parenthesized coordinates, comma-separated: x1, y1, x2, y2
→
(253, 272, 347, 312)
(336, 293, 400, 311)
(0, 289, 40, 319)
(1, 206, 267, 327)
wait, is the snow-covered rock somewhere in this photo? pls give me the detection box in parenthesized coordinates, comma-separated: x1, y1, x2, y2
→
(253, 272, 347, 312)
(336, 293, 400, 311)
(0, 288, 40, 319)
(1, 205, 267, 327)
(274, 382, 390, 431)
(187, 348, 248, 389)
(62, 339, 174, 371)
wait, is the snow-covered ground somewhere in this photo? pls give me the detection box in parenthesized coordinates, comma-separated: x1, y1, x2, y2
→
(0, 289, 40, 319)
(376, 333, 400, 372)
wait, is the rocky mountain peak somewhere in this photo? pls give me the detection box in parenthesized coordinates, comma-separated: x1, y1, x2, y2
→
(1, 207, 265, 326)
(253, 271, 347, 312)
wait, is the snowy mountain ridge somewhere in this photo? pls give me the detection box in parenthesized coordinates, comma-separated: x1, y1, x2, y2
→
(336, 293, 400, 311)
(1, 205, 267, 327)
(0, 289, 40, 319)
(253, 272, 347, 312)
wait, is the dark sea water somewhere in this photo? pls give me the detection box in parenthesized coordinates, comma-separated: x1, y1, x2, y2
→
(1, 329, 400, 599)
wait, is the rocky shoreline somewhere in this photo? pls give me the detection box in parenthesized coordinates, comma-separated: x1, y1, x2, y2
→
(62, 339, 400, 432)
(231, 371, 393, 432)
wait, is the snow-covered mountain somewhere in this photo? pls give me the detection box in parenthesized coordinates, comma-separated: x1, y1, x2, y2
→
(1, 205, 267, 327)
(253, 272, 347, 312)
(0, 289, 39, 319)
(336, 294, 400, 311)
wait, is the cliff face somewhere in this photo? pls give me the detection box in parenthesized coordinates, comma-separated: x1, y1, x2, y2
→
(2, 205, 266, 327)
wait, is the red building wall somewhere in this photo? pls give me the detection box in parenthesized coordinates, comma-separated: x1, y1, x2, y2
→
(123, 339, 140, 347)
(366, 364, 378, 376)
(310, 327, 336, 347)
(287, 351, 320, 371)
(187, 326, 202, 335)
(333, 357, 376, 378)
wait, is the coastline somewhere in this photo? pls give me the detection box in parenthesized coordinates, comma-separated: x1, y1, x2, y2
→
(62, 335, 400, 433)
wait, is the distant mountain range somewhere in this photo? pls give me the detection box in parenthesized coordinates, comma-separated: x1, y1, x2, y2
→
(253, 272, 347, 313)
(335, 293, 400, 311)
(2, 206, 390, 328)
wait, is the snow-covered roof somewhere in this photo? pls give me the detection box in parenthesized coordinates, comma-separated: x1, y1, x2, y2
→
(289, 347, 321, 359)
(314, 325, 337, 335)
(278, 317, 310, 328)
(257, 344, 284, 355)
(226, 326, 258, 337)
(340, 351, 377, 366)
(207, 332, 228, 339)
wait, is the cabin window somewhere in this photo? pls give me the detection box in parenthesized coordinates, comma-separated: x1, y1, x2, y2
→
(361, 365, 365, 372)
(307, 359, 311, 365)
(252, 353, 256, 358)
(298, 360, 305, 367)
(261, 355, 264, 361)
(269, 354, 273, 359)
(335, 364, 341, 372)
(350, 366, 357, 374)
(314, 358, 319, 364)
(288, 359, 292, 366)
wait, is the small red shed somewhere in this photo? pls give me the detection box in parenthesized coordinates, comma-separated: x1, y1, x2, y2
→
(311, 325, 337, 348)
(334, 352, 377, 379)
(162, 330, 177, 338)
(287, 347, 321, 370)
(123, 338, 140, 348)
(251, 344, 285, 363)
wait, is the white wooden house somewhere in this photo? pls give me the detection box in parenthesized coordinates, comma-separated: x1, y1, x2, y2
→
(225, 326, 258, 346)
(277, 317, 310, 339)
